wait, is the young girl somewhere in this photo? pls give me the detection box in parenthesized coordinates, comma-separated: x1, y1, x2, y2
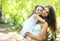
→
(20, 5, 45, 41)
(21, 5, 45, 36)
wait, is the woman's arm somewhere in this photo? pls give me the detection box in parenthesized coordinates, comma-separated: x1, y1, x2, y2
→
(34, 14, 45, 23)
(25, 22, 48, 41)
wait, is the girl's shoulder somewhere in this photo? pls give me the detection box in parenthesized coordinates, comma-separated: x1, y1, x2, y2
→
(33, 14, 37, 15)
(30, 14, 36, 17)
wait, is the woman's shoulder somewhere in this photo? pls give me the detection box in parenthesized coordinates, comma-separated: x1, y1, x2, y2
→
(40, 22, 48, 28)
(44, 22, 48, 26)
(41, 22, 48, 26)
(43, 22, 48, 29)
(44, 22, 48, 25)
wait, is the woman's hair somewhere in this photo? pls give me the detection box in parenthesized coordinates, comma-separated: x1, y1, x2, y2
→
(45, 6, 57, 33)
(28, 5, 44, 18)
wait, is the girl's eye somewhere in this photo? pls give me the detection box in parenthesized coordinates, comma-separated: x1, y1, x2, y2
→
(40, 10, 42, 11)
(38, 9, 42, 11)
(37, 9, 39, 11)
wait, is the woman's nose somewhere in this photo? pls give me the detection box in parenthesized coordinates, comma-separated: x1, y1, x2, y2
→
(43, 11, 46, 14)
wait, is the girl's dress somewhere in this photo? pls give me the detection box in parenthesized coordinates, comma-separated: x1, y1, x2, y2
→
(30, 24, 41, 41)
(20, 14, 38, 36)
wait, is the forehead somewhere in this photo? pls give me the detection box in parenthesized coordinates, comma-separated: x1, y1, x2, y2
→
(36, 7, 43, 10)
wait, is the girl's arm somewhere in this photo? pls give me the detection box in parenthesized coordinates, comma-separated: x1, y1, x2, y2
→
(25, 22, 48, 41)
(34, 14, 45, 23)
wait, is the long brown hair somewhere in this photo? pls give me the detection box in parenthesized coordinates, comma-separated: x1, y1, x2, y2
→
(45, 6, 57, 33)
(28, 5, 44, 18)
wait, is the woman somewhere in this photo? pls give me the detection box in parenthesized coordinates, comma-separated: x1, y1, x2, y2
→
(24, 6, 57, 41)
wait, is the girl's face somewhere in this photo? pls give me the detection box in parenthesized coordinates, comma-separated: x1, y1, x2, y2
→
(35, 7, 43, 15)
(42, 7, 49, 17)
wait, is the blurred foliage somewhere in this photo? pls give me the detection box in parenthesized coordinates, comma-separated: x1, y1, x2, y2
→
(0, 0, 60, 32)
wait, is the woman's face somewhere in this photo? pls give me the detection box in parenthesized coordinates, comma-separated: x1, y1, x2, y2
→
(35, 7, 43, 15)
(42, 7, 49, 17)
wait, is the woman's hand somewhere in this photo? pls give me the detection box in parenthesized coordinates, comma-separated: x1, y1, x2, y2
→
(24, 32, 30, 38)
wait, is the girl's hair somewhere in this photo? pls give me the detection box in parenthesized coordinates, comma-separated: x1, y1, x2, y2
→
(28, 5, 44, 18)
(45, 6, 57, 33)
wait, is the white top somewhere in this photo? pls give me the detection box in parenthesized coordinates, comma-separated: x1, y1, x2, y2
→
(29, 24, 41, 41)
(30, 24, 41, 35)
(20, 14, 38, 36)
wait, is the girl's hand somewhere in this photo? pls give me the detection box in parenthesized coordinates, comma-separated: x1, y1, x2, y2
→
(34, 14, 45, 23)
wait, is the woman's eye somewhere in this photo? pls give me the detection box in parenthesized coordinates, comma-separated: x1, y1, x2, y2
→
(46, 11, 49, 14)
